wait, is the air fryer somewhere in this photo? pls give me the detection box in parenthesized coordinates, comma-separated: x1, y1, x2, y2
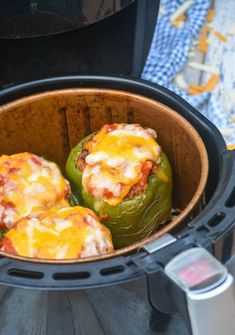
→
(0, 0, 159, 88)
(0, 1, 235, 334)
(0, 76, 234, 335)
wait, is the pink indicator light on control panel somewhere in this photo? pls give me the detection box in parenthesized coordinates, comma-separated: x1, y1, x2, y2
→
(178, 259, 215, 288)
(165, 248, 227, 292)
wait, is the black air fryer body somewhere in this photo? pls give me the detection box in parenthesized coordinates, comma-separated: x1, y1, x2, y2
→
(0, 2, 235, 334)
(0, 77, 234, 335)
(0, 0, 159, 88)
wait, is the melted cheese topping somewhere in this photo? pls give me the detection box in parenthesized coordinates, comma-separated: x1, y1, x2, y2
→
(0, 153, 70, 229)
(3, 206, 113, 259)
(82, 124, 161, 205)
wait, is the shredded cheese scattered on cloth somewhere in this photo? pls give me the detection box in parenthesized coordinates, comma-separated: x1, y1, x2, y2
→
(188, 75, 219, 95)
(170, 0, 194, 23)
(174, 73, 188, 90)
(199, 33, 208, 52)
(142, 0, 235, 144)
(207, 9, 215, 22)
(214, 31, 228, 43)
(171, 14, 187, 28)
(187, 62, 219, 75)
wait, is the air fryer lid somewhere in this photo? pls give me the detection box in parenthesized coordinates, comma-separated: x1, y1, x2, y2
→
(0, 0, 134, 39)
(0, 84, 209, 263)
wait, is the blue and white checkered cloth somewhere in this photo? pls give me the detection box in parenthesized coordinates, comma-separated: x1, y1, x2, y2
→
(142, 0, 235, 144)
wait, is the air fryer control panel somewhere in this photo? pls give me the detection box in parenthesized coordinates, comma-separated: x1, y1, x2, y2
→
(165, 248, 235, 335)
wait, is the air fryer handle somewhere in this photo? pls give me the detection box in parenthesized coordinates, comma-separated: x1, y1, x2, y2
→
(164, 248, 235, 335)
(146, 150, 235, 334)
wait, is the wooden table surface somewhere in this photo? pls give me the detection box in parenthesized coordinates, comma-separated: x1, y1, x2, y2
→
(0, 278, 189, 335)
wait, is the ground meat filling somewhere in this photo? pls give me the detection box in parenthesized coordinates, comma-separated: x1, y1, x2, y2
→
(76, 140, 160, 200)
(128, 160, 154, 199)
(76, 131, 99, 172)
(77, 149, 89, 172)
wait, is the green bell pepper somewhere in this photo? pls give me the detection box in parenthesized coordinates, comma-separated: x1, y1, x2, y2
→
(66, 134, 172, 248)
(0, 229, 5, 239)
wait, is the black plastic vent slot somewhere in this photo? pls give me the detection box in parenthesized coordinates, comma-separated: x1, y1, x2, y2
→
(208, 212, 226, 227)
(197, 225, 210, 233)
(100, 265, 125, 276)
(7, 268, 44, 279)
(53, 271, 90, 280)
(225, 187, 235, 208)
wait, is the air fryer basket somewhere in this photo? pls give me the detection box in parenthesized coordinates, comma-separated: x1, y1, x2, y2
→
(0, 76, 234, 291)
(0, 87, 208, 263)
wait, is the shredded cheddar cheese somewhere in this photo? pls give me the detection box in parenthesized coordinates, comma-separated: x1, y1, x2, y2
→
(203, 74, 219, 90)
(188, 75, 219, 95)
(174, 73, 188, 90)
(201, 26, 212, 33)
(214, 31, 228, 43)
(188, 87, 200, 95)
(170, 0, 194, 23)
(2, 206, 113, 259)
(188, 62, 219, 75)
(207, 9, 215, 23)
(0, 153, 70, 229)
(227, 145, 235, 151)
(82, 124, 161, 206)
(199, 33, 208, 53)
(189, 83, 205, 92)
(171, 14, 187, 28)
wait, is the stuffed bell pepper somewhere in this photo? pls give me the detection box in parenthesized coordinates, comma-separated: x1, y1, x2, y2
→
(66, 123, 172, 248)
(0, 206, 113, 259)
(0, 152, 71, 231)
